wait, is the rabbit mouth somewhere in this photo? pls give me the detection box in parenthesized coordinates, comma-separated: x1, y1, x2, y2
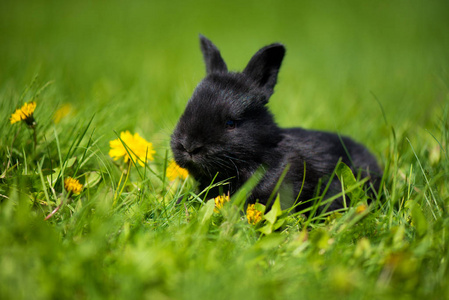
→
(175, 150, 244, 183)
(171, 138, 246, 181)
(177, 158, 215, 180)
(173, 149, 207, 174)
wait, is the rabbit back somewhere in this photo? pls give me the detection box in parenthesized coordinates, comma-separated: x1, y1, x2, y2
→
(269, 128, 382, 210)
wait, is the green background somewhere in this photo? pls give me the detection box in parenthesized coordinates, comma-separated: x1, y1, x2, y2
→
(2, 0, 448, 147)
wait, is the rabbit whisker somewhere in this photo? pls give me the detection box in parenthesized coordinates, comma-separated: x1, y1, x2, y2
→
(215, 157, 234, 170)
(223, 154, 249, 165)
(226, 157, 240, 182)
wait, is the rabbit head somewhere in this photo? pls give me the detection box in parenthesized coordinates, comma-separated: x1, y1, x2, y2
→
(171, 35, 286, 187)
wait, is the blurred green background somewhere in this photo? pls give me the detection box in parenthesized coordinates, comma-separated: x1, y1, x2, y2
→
(2, 0, 448, 155)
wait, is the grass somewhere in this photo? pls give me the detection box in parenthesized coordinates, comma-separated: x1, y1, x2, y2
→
(1, 0, 449, 299)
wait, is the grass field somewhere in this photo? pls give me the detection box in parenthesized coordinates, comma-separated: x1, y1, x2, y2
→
(1, 0, 449, 299)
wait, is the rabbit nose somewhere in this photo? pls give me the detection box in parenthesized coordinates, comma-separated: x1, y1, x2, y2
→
(181, 142, 203, 156)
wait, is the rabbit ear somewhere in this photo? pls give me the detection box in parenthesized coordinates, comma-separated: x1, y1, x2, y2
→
(199, 35, 228, 74)
(243, 43, 285, 94)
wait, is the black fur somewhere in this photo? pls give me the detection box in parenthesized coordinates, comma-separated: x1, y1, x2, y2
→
(171, 35, 382, 211)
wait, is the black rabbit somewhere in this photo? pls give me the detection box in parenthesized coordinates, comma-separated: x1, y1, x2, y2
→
(171, 35, 382, 212)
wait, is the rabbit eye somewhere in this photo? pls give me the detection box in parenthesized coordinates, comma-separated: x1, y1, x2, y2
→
(225, 120, 236, 130)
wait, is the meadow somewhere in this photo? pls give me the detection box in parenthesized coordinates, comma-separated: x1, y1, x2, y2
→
(1, 0, 449, 299)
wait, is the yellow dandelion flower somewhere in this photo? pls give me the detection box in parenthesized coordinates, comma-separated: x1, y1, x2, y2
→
(53, 103, 72, 124)
(214, 194, 230, 212)
(356, 204, 368, 214)
(64, 177, 83, 195)
(109, 131, 155, 167)
(246, 204, 263, 225)
(10, 101, 37, 126)
(166, 160, 189, 181)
